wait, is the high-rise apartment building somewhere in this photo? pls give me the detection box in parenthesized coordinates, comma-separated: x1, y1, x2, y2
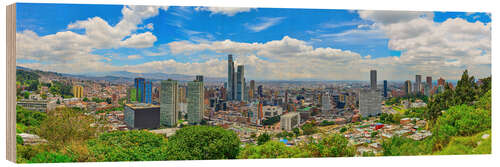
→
(160, 79, 178, 127)
(404, 80, 412, 96)
(227, 54, 235, 101)
(145, 80, 152, 104)
(383, 80, 388, 98)
(236, 65, 245, 101)
(73, 85, 83, 98)
(187, 79, 204, 124)
(426, 76, 432, 89)
(360, 70, 382, 117)
(370, 70, 377, 89)
(415, 75, 422, 94)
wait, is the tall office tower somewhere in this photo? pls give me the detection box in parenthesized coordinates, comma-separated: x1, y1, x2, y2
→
(160, 79, 178, 127)
(73, 85, 84, 98)
(321, 93, 330, 115)
(383, 80, 388, 98)
(257, 85, 263, 98)
(426, 76, 432, 89)
(196, 75, 204, 82)
(134, 78, 145, 103)
(144, 81, 152, 104)
(227, 54, 235, 100)
(187, 79, 204, 124)
(370, 70, 377, 89)
(250, 80, 255, 98)
(236, 65, 245, 101)
(415, 75, 422, 94)
(404, 80, 412, 96)
(437, 77, 445, 86)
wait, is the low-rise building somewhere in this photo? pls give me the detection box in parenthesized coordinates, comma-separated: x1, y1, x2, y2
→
(123, 103, 160, 129)
(280, 112, 300, 131)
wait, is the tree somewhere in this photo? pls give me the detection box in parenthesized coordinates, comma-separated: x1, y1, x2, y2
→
(257, 133, 271, 145)
(292, 127, 300, 137)
(82, 97, 89, 102)
(87, 130, 168, 161)
(38, 108, 98, 148)
(453, 70, 478, 106)
(301, 123, 318, 135)
(238, 141, 310, 159)
(299, 134, 355, 157)
(165, 125, 240, 160)
(16, 106, 47, 128)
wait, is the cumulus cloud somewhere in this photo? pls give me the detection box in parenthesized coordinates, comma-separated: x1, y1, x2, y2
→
(17, 5, 167, 73)
(195, 7, 253, 16)
(356, 10, 491, 79)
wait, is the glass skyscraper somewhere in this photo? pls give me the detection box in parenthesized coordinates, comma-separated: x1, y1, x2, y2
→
(160, 79, 178, 127)
(188, 79, 204, 124)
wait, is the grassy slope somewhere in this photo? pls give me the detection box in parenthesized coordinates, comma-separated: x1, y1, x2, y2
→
(435, 130, 491, 155)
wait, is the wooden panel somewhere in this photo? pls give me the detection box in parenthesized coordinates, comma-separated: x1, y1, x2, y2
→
(6, 3, 17, 163)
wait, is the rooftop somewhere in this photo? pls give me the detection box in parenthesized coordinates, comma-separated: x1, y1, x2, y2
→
(125, 103, 160, 109)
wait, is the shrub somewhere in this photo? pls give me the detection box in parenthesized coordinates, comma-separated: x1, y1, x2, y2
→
(87, 130, 168, 161)
(165, 125, 240, 160)
(28, 151, 73, 163)
(238, 141, 310, 159)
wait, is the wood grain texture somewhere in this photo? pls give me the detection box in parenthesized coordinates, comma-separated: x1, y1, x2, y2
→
(6, 3, 17, 163)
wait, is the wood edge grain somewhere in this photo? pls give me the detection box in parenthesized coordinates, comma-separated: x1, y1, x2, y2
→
(6, 3, 17, 163)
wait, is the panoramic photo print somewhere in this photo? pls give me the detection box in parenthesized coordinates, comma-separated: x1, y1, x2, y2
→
(14, 3, 491, 163)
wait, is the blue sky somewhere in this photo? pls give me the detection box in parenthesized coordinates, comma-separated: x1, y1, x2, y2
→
(16, 3, 492, 81)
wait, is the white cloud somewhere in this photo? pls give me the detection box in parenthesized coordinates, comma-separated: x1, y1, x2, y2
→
(17, 5, 168, 73)
(127, 55, 143, 60)
(245, 17, 285, 32)
(356, 10, 491, 79)
(195, 7, 253, 16)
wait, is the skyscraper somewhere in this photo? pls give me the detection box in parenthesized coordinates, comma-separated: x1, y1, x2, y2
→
(227, 54, 234, 101)
(187, 78, 204, 124)
(134, 78, 145, 103)
(73, 85, 83, 98)
(404, 80, 412, 96)
(426, 76, 432, 89)
(415, 75, 422, 94)
(370, 70, 377, 89)
(160, 79, 178, 127)
(438, 77, 445, 86)
(383, 80, 388, 98)
(360, 70, 381, 117)
(145, 80, 152, 104)
(257, 85, 263, 98)
(321, 93, 330, 115)
(250, 80, 255, 99)
(236, 65, 245, 101)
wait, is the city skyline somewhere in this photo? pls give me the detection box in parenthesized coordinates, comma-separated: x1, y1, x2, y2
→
(16, 3, 491, 81)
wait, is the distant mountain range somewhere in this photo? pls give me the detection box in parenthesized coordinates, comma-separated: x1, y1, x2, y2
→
(16, 66, 225, 83)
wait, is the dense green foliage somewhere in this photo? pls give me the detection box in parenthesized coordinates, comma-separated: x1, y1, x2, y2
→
(16, 106, 47, 128)
(238, 141, 310, 159)
(28, 152, 74, 163)
(262, 115, 280, 125)
(435, 130, 491, 155)
(433, 105, 491, 150)
(319, 120, 335, 126)
(300, 134, 356, 157)
(301, 123, 318, 135)
(382, 136, 433, 156)
(16, 70, 40, 92)
(164, 125, 241, 160)
(87, 130, 168, 161)
(379, 113, 401, 124)
(38, 108, 98, 148)
(257, 133, 271, 145)
(49, 81, 73, 97)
